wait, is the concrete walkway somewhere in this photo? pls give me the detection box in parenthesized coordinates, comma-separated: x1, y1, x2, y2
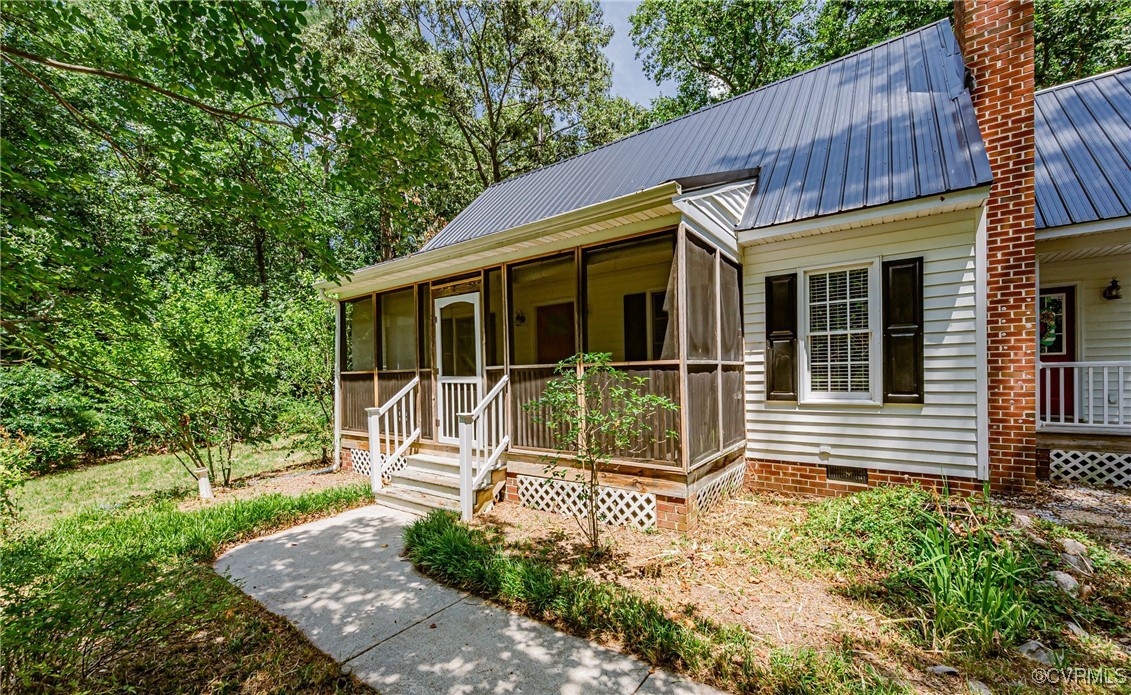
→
(216, 504, 724, 695)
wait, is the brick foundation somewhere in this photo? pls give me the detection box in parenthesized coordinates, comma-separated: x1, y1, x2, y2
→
(955, 0, 1037, 493)
(744, 458, 984, 497)
(655, 493, 694, 532)
(340, 447, 355, 473)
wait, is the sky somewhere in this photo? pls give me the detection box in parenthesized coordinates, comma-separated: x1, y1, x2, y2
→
(600, 1, 673, 105)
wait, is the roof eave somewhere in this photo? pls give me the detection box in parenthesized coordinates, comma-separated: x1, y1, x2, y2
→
(314, 181, 682, 300)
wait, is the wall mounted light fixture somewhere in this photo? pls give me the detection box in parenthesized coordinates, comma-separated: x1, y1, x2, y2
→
(514, 309, 527, 326)
(1102, 278, 1122, 301)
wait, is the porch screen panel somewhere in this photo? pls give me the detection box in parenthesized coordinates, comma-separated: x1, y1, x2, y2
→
(510, 254, 577, 366)
(380, 288, 416, 370)
(485, 268, 504, 367)
(510, 366, 564, 451)
(584, 233, 678, 361)
(721, 366, 745, 449)
(720, 260, 743, 361)
(687, 366, 720, 465)
(341, 373, 374, 432)
(378, 370, 416, 405)
(595, 366, 681, 465)
(341, 297, 375, 371)
(685, 237, 717, 361)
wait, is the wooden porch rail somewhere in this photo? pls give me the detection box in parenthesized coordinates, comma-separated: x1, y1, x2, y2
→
(366, 376, 421, 493)
(458, 375, 510, 521)
(1038, 361, 1131, 433)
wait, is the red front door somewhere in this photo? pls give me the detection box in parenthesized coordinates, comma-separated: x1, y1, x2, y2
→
(1039, 286, 1077, 422)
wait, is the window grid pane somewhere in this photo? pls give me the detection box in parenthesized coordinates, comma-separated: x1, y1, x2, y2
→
(808, 269, 870, 393)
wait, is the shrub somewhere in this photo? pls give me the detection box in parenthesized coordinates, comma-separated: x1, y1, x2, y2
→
(0, 428, 32, 528)
(0, 364, 139, 472)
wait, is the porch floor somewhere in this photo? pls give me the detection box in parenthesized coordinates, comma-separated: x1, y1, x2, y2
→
(215, 504, 722, 695)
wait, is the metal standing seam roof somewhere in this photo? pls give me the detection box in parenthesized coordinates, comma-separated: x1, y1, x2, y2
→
(422, 18, 993, 253)
(1034, 67, 1131, 230)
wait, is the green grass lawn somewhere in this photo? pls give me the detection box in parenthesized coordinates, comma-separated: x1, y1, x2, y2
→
(2, 441, 373, 692)
(14, 439, 317, 530)
(3, 476, 372, 693)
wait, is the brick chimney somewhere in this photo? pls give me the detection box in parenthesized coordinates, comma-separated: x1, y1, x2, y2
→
(954, 0, 1037, 493)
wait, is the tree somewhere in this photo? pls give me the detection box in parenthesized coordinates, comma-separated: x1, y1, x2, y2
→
(1, 0, 437, 369)
(62, 269, 279, 488)
(1034, 0, 1131, 89)
(630, 0, 811, 113)
(526, 353, 677, 552)
(807, 0, 951, 64)
(400, 0, 621, 186)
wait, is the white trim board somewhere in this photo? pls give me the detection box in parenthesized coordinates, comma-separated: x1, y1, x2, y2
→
(1037, 216, 1131, 242)
(737, 187, 991, 246)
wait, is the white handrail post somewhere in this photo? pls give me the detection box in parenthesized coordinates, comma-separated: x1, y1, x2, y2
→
(459, 413, 474, 522)
(367, 407, 382, 493)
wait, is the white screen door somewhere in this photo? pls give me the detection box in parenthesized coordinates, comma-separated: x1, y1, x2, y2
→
(435, 293, 482, 444)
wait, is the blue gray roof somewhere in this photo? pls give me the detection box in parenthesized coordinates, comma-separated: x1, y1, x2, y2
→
(1035, 67, 1131, 230)
(423, 19, 992, 252)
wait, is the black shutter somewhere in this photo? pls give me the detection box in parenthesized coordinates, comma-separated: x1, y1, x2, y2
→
(765, 274, 798, 401)
(882, 257, 924, 403)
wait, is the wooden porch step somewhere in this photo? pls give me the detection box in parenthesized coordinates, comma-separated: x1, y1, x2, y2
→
(405, 453, 460, 476)
(372, 486, 459, 516)
(388, 469, 460, 500)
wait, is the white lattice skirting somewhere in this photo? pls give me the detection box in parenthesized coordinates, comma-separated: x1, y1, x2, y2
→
(516, 475, 658, 529)
(692, 463, 745, 516)
(345, 448, 408, 480)
(1050, 450, 1131, 488)
(347, 448, 372, 477)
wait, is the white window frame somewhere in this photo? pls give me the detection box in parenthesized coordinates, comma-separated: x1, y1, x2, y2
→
(798, 259, 882, 405)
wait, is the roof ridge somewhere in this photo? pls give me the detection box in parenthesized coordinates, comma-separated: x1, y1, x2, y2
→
(1036, 65, 1131, 96)
(487, 18, 955, 192)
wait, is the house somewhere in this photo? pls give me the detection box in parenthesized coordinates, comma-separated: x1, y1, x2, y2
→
(316, 1, 1130, 530)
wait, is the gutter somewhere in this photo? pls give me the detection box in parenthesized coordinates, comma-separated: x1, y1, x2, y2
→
(315, 181, 682, 300)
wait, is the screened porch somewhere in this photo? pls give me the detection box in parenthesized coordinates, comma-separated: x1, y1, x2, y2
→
(336, 227, 745, 477)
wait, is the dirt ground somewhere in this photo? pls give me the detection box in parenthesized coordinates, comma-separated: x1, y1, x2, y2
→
(476, 493, 952, 692)
(997, 480, 1131, 559)
(179, 463, 365, 511)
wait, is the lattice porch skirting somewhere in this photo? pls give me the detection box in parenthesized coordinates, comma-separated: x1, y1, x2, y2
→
(516, 475, 658, 529)
(346, 448, 372, 477)
(1050, 450, 1131, 488)
(343, 447, 408, 480)
(691, 462, 745, 516)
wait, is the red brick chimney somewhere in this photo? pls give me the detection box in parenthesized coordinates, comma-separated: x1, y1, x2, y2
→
(954, 0, 1037, 492)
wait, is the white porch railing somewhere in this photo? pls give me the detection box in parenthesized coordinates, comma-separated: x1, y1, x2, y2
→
(1038, 361, 1131, 433)
(366, 376, 421, 492)
(458, 375, 510, 521)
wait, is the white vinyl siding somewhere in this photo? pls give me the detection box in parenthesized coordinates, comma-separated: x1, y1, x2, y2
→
(742, 208, 981, 478)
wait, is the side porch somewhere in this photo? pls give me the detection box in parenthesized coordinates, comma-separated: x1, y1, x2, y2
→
(1036, 223, 1131, 487)
(332, 220, 747, 530)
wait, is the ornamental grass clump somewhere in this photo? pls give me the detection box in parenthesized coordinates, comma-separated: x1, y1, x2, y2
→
(904, 509, 1038, 656)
